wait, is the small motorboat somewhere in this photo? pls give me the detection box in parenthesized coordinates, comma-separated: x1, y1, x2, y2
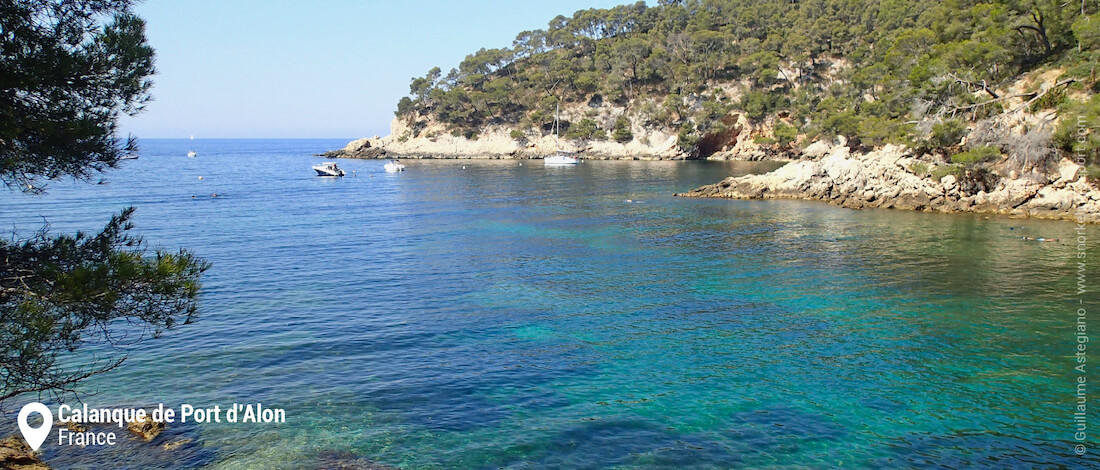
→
(544, 150, 580, 165)
(384, 160, 406, 172)
(313, 162, 346, 177)
(187, 150, 197, 158)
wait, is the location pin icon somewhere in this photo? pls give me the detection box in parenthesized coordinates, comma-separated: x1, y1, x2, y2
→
(18, 402, 52, 451)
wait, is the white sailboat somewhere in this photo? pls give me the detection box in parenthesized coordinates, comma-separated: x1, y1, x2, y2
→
(187, 150, 197, 157)
(545, 101, 579, 166)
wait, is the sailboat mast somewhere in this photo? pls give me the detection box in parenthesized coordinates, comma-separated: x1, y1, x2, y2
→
(554, 100, 560, 137)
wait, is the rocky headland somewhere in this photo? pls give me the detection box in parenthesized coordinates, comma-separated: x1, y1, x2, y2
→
(322, 105, 796, 162)
(323, 116, 687, 160)
(678, 141, 1100, 223)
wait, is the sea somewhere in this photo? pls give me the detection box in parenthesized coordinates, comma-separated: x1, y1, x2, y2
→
(0, 139, 1096, 469)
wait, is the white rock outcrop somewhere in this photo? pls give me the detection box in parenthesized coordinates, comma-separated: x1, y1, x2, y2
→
(680, 143, 1100, 223)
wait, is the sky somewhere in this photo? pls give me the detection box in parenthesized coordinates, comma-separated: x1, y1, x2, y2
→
(120, 0, 636, 139)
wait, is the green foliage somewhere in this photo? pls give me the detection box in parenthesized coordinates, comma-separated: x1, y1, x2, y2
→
(396, 97, 415, 116)
(1031, 85, 1066, 110)
(1, 208, 210, 402)
(677, 123, 700, 149)
(612, 116, 634, 143)
(773, 123, 798, 147)
(390, 0, 1097, 157)
(1073, 14, 1100, 51)
(909, 162, 931, 177)
(820, 111, 860, 142)
(931, 164, 966, 182)
(564, 118, 605, 140)
(1054, 95, 1100, 167)
(754, 136, 778, 145)
(510, 129, 526, 141)
(741, 91, 789, 121)
(932, 120, 968, 148)
(951, 145, 1002, 165)
(3, 0, 211, 404)
(1, 1, 156, 190)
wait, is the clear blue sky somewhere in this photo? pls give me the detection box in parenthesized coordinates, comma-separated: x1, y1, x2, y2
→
(120, 0, 636, 139)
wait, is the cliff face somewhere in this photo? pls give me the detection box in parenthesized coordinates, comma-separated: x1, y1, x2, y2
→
(328, 95, 801, 161)
(679, 143, 1100, 223)
(354, 114, 683, 160)
(333, 99, 689, 159)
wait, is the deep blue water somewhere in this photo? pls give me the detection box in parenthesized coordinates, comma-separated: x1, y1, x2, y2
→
(1, 139, 1097, 469)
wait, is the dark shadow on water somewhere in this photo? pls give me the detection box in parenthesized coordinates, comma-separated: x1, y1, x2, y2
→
(877, 431, 1092, 469)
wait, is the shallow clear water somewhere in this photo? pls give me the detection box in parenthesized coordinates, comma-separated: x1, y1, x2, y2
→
(1, 139, 1096, 469)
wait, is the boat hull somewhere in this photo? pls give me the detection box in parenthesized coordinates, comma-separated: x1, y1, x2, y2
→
(544, 156, 579, 165)
(312, 163, 345, 177)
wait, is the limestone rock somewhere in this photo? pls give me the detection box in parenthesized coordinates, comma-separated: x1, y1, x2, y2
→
(679, 144, 1100, 223)
(162, 438, 193, 451)
(1056, 158, 1083, 183)
(126, 416, 165, 441)
(0, 436, 50, 470)
(802, 140, 832, 159)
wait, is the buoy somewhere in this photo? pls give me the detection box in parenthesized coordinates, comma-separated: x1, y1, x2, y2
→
(198, 176, 203, 180)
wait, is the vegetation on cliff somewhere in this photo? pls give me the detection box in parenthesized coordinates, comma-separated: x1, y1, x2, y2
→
(394, 0, 1098, 172)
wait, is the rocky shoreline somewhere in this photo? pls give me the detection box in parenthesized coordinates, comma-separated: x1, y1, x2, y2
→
(677, 143, 1100, 223)
(319, 135, 691, 161)
(328, 116, 1099, 223)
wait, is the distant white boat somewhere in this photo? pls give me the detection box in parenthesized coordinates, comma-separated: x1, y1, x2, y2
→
(544, 150, 580, 165)
(313, 162, 346, 177)
(384, 160, 406, 173)
(187, 150, 197, 158)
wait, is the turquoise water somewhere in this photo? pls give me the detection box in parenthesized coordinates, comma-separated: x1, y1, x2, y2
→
(1, 139, 1096, 469)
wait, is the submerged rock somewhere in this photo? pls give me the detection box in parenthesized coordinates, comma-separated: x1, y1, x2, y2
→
(126, 416, 165, 441)
(315, 450, 400, 470)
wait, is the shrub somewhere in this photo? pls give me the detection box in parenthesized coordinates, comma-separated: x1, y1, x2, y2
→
(1087, 165, 1100, 185)
(858, 116, 894, 147)
(1031, 86, 1066, 111)
(564, 118, 604, 140)
(754, 136, 778, 145)
(773, 123, 797, 147)
(510, 129, 525, 141)
(612, 116, 633, 143)
(931, 119, 967, 148)
(741, 91, 788, 121)
(931, 164, 965, 182)
(677, 123, 700, 150)
(395, 97, 415, 116)
(1054, 95, 1100, 167)
(951, 145, 1001, 165)
(909, 162, 930, 177)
